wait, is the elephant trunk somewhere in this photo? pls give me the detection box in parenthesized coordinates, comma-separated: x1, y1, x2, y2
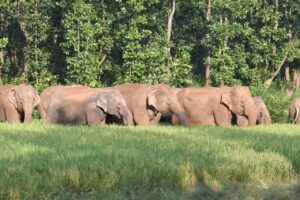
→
(120, 106, 134, 126)
(174, 112, 189, 127)
(171, 100, 188, 127)
(262, 111, 272, 124)
(245, 100, 257, 126)
(23, 103, 34, 123)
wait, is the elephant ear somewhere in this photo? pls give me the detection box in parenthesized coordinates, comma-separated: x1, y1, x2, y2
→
(147, 90, 158, 110)
(8, 89, 18, 108)
(96, 94, 108, 113)
(221, 93, 233, 110)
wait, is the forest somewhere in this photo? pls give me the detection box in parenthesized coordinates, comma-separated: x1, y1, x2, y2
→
(0, 0, 300, 95)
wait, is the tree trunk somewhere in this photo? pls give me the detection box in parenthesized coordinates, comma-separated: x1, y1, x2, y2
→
(285, 66, 293, 97)
(265, 0, 279, 88)
(205, 0, 211, 86)
(17, 19, 29, 83)
(15, 0, 29, 83)
(167, 0, 175, 54)
(51, 32, 58, 74)
(272, 0, 278, 55)
(284, 7, 293, 96)
(76, 25, 80, 84)
(0, 11, 4, 81)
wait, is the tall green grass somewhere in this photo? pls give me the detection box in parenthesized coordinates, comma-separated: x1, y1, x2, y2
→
(0, 122, 299, 199)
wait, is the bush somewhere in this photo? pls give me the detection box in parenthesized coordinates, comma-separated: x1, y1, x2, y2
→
(291, 89, 300, 100)
(259, 89, 290, 123)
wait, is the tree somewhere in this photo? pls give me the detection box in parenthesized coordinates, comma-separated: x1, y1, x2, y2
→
(61, 0, 102, 86)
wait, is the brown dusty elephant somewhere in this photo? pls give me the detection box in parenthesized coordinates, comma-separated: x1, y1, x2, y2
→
(38, 85, 83, 120)
(172, 86, 257, 126)
(236, 96, 272, 126)
(45, 87, 132, 125)
(289, 97, 300, 124)
(113, 83, 188, 126)
(0, 84, 40, 123)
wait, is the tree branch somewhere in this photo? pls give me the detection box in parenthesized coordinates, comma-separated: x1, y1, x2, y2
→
(98, 54, 106, 68)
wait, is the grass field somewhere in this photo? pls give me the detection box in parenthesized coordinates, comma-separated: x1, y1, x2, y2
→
(0, 122, 299, 199)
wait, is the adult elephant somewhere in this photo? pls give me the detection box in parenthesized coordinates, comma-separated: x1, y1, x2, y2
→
(172, 86, 257, 126)
(236, 96, 272, 126)
(38, 85, 83, 120)
(289, 97, 300, 124)
(113, 83, 188, 126)
(0, 84, 40, 123)
(45, 87, 132, 125)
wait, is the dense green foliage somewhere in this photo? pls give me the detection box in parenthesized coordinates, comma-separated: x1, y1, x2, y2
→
(0, 122, 299, 199)
(1, 0, 300, 123)
(1, 0, 299, 89)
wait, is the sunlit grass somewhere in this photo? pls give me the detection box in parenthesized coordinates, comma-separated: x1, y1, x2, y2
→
(0, 121, 299, 199)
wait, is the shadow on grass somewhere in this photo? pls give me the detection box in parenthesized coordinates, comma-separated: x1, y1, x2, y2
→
(188, 182, 300, 200)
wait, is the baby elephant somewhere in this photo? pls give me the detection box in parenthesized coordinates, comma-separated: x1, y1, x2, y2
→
(237, 96, 272, 126)
(289, 97, 300, 124)
(45, 87, 131, 125)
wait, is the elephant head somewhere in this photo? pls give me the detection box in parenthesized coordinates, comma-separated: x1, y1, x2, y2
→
(221, 86, 257, 126)
(96, 91, 132, 125)
(8, 84, 40, 123)
(236, 96, 272, 126)
(146, 85, 188, 126)
(253, 96, 271, 124)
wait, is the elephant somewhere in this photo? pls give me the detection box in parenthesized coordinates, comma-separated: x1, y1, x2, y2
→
(236, 96, 272, 126)
(45, 87, 132, 125)
(38, 84, 83, 120)
(289, 97, 300, 124)
(0, 84, 40, 123)
(113, 83, 188, 126)
(172, 86, 257, 126)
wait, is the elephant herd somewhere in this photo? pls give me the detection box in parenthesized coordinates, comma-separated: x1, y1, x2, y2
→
(0, 83, 300, 126)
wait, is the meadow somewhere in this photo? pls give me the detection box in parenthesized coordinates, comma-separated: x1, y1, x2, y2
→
(0, 121, 299, 199)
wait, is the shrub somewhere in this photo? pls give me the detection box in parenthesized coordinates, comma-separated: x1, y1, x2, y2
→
(256, 89, 290, 123)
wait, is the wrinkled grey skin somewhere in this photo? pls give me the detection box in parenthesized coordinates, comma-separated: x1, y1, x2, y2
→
(237, 96, 272, 126)
(289, 97, 300, 124)
(45, 87, 132, 126)
(38, 85, 83, 120)
(0, 84, 40, 123)
(113, 83, 188, 126)
(172, 86, 257, 126)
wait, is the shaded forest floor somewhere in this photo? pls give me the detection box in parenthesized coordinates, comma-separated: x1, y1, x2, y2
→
(0, 121, 299, 199)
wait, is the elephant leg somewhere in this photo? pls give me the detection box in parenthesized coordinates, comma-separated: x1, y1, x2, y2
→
(171, 114, 180, 125)
(0, 109, 6, 122)
(214, 106, 232, 126)
(86, 109, 105, 125)
(5, 108, 21, 123)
